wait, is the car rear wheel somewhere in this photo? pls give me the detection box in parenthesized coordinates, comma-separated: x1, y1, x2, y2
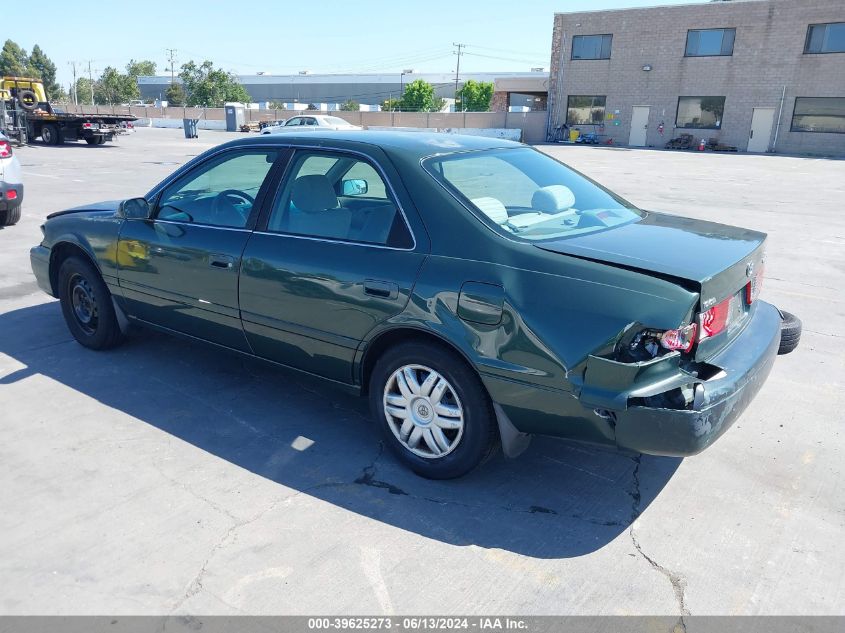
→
(85, 138, 98, 145)
(58, 256, 125, 350)
(369, 341, 498, 479)
(0, 205, 21, 226)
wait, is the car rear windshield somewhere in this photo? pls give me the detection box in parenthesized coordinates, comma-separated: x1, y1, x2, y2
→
(423, 147, 644, 241)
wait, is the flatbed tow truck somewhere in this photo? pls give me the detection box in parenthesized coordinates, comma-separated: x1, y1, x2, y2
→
(1, 76, 136, 146)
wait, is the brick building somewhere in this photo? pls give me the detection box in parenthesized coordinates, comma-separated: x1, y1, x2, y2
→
(547, 0, 845, 155)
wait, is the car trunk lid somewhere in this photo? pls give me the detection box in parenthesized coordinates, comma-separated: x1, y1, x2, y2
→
(535, 211, 767, 359)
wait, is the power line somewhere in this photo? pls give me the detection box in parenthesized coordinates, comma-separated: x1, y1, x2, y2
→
(463, 51, 546, 65)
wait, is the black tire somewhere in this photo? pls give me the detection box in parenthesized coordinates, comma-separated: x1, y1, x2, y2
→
(369, 341, 498, 479)
(85, 137, 98, 145)
(0, 205, 21, 226)
(58, 256, 125, 350)
(41, 124, 62, 145)
(778, 311, 802, 355)
(18, 89, 38, 111)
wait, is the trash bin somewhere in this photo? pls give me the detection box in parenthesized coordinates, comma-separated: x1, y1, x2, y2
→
(182, 118, 198, 138)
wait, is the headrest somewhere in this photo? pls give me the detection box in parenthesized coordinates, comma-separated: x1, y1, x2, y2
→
(532, 185, 576, 213)
(471, 197, 509, 224)
(291, 175, 338, 213)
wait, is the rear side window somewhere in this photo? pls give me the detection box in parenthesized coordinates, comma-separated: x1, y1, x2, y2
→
(267, 150, 412, 247)
(424, 147, 642, 242)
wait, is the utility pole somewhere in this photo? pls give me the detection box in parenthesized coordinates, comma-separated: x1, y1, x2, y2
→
(68, 61, 78, 105)
(86, 60, 95, 105)
(453, 43, 465, 111)
(166, 48, 178, 84)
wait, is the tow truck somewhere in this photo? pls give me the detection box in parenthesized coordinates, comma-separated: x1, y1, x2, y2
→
(1, 77, 136, 146)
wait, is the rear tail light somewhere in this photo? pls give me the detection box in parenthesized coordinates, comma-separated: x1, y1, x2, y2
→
(0, 140, 11, 158)
(746, 264, 764, 305)
(699, 296, 732, 340)
(6, 189, 17, 200)
(660, 323, 697, 352)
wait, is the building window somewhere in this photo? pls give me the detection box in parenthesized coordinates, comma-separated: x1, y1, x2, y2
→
(685, 29, 736, 56)
(675, 96, 725, 129)
(805, 23, 845, 54)
(571, 35, 612, 60)
(508, 93, 547, 112)
(791, 97, 845, 134)
(566, 96, 606, 126)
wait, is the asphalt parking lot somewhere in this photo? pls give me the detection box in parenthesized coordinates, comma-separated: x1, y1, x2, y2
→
(1, 128, 843, 616)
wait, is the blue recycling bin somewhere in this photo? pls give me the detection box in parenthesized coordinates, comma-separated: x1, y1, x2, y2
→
(182, 118, 198, 138)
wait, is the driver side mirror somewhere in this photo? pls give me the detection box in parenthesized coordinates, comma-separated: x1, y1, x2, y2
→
(341, 179, 368, 196)
(119, 197, 152, 220)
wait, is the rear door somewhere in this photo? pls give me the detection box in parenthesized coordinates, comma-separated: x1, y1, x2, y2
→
(238, 147, 428, 383)
(117, 147, 285, 350)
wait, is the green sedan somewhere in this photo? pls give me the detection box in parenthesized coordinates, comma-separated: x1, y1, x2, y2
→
(30, 131, 800, 479)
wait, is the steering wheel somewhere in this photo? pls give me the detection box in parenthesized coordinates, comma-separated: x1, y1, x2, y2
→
(210, 189, 254, 227)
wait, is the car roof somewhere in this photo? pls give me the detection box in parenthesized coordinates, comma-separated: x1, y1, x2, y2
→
(222, 129, 523, 160)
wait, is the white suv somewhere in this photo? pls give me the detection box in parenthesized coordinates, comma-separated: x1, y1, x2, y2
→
(0, 132, 23, 226)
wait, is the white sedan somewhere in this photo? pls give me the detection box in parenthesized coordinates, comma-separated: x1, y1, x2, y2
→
(261, 115, 362, 134)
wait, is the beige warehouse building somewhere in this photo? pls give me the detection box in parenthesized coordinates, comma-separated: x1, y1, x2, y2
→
(547, 0, 845, 156)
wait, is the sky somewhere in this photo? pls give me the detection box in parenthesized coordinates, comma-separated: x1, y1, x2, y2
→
(7, 0, 697, 88)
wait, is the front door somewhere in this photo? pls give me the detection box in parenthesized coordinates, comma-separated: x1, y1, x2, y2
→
(117, 148, 282, 351)
(239, 148, 427, 383)
(629, 106, 650, 146)
(747, 107, 775, 153)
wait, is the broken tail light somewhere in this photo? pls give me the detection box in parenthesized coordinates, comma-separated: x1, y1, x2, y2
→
(0, 140, 11, 158)
(660, 323, 697, 352)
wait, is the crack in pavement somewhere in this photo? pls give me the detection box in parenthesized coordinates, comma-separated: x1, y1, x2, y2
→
(626, 454, 690, 630)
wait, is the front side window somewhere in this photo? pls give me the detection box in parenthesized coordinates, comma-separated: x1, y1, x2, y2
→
(424, 148, 642, 242)
(566, 95, 606, 126)
(791, 97, 845, 134)
(285, 118, 302, 126)
(267, 151, 411, 247)
(156, 150, 278, 228)
(805, 22, 845, 54)
(676, 96, 725, 129)
(685, 28, 736, 56)
(571, 34, 612, 60)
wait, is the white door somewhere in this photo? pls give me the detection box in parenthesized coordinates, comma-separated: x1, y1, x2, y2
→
(629, 106, 650, 146)
(747, 107, 775, 153)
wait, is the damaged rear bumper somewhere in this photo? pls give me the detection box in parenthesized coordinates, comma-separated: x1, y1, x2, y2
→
(614, 301, 781, 456)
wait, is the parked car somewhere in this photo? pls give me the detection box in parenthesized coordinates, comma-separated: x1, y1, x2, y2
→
(261, 115, 361, 134)
(0, 131, 23, 226)
(30, 132, 800, 478)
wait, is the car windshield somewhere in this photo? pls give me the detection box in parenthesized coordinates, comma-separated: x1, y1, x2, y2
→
(324, 116, 351, 126)
(423, 147, 644, 241)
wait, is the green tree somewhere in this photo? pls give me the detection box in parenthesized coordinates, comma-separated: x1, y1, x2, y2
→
(401, 79, 435, 112)
(457, 79, 493, 112)
(126, 59, 157, 77)
(27, 45, 64, 100)
(432, 97, 447, 112)
(0, 40, 29, 76)
(94, 66, 139, 104)
(380, 97, 402, 111)
(75, 77, 95, 105)
(306, 103, 319, 111)
(165, 83, 186, 106)
(179, 60, 251, 107)
(340, 99, 360, 111)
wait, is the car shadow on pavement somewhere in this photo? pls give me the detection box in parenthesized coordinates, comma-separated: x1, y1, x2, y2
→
(0, 301, 682, 559)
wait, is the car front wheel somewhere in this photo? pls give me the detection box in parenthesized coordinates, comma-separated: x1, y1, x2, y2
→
(58, 256, 125, 350)
(369, 341, 498, 479)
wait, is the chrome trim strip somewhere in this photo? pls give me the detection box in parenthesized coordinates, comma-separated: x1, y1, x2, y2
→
(151, 218, 252, 232)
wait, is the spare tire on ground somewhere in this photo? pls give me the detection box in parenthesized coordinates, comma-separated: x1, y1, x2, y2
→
(778, 311, 801, 355)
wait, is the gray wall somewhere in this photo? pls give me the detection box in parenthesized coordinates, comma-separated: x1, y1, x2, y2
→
(547, 0, 845, 156)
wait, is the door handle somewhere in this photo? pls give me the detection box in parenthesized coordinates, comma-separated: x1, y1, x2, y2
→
(209, 254, 235, 269)
(363, 279, 399, 299)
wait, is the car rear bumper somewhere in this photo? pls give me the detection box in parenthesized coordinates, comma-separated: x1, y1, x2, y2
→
(614, 300, 782, 456)
(0, 180, 23, 210)
(30, 245, 54, 296)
